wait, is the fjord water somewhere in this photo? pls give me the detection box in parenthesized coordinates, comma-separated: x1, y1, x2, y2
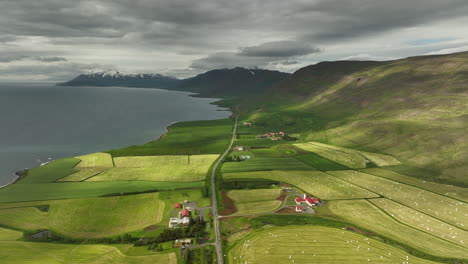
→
(0, 82, 230, 186)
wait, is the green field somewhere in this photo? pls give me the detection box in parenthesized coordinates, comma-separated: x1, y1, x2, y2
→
(327, 170, 468, 229)
(234, 138, 286, 148)
(59, 168, 105, 182)
(0, 193, 165, 238)
(0, 181, 204, 203)
(107, 119, 233, 156)
(233, 200, 282, 215)
(223, 171, 378, 200)
(0, 227, 22, 241)
(370, 198, 468, 248)
(76, 152, 115, 168)
(360, 168, 468, 202)
(222, 158, 315, 173)
(17, 158, 80, 184)
(227, 189, 282, 203)
(86, 154, 218, 182)
(294, 153, 349, 171)
(294, 142, 371, 168)
(250, 148, 284, 158)
(0, 241, 177, 264)
(328, 199, 468, 259)
(228, 225, 439, 264)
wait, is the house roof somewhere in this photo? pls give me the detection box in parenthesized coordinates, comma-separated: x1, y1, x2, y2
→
(295, 197, 305, 202)
(181, 209, 190, 216)
(295, 206, 302, 210)
(174, 203, 182, 208)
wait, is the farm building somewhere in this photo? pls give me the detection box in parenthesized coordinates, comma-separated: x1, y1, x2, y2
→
(169, 217, 190, 228)
(243, 122, 252, 127)
(174, 203, 182, 209)
(296, 194, 320, 206)
(181, 209, 190, 218)
(295, 206, 303, 212)
(174, 239, 192, 248)
(234, 146, 245, 151)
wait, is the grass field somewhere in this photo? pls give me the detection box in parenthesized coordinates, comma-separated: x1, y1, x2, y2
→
(227, 189, 282, 203)
(0, 181, 204, 203)
(250, 148, 284, 158)
(59, 168, 105, 182)
(107, 119, 233, 156)
(370, 198, 468, 248)
(0, 193, 165, 238)
(234, 138, 286, 148)
(360, 168, 468, 202)
(223, 171, 378, 200)
(327, 170, 468, 229)
(0, 227, 22, 241)
(294, 153, 349, 171)
(294, 142, 370, 168)
(328, 199, 468, 259)
(85, 154, 218, 182)
(222, 158, 315, 173)
(228, 225, 439, 264)
(17, 158, 80, 184)
(233, 200, 282, 215)
(76, 152, 114, 168)
(0, 241, 177, 264)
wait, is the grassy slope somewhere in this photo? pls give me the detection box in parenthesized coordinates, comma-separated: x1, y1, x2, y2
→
(242, 52, 468, 186)
(17, 158, 80, 184)
(222, 157, 315, 173)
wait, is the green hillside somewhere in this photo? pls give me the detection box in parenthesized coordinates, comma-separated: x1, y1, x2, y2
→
(240, 52, 468, 186)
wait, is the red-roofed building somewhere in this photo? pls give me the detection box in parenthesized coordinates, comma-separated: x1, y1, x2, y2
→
(181, 209, 190, 217)
(295, 206, 303, 212)
(295, 197, 305, 204)
(174, 203, 182, 209)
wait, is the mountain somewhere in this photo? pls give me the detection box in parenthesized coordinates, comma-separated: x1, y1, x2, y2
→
(58, 72, 181, 88)
(241, 51, 468, 186)
(59, 68, 290, 97)
(175, 67, 291, 97)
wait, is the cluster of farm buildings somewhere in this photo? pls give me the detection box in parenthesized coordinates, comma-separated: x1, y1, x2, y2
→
(295, 194, 321, 212)
(257, 131, 286, 140)
(168, 201, 192, 228)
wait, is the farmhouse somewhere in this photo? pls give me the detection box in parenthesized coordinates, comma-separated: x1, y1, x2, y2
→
(295, 206, 303, 212)
(174, 239, 192, 248)
(174, 203, 182, 209)
(169, 217, 190, 228)
(296, 194, 321, 206)
(234, 146, 245, 151)
(243, 122, 252, 127)
(181, 209, 190, 218)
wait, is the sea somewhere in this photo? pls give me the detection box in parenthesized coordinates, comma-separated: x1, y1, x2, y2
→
(0, 82, 230, 187)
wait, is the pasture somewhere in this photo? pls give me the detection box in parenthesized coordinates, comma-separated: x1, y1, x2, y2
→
(227, 189, 282, 203)
(228, 225, 439, 264)
(294, 153, 349, 171)
(75, 152, 114, 168)
(0, 193, 165, 238)
(294, 142, 370, 168)
(87, 154, 218, 182)
(223, 171, 378, 200)
(222, 158, 315, 173)
(327, 170, 468, 229)
(233, 200, 282, 215)
(250, 148, 285, 158)
(17, 158, 80, 184)
(328, 199, 468, 259)
(370, 198, 468, 247)
(0, 241, 177, 264)
(234, 138, 286, 148)
(0, 181, 204, 203)
(107, 119, 233, 156)
(360, 168, 468, 202)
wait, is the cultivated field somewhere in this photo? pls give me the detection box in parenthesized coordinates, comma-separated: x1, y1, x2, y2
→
(75, 152, 114, 168)
(228, 225, 439, 264)
(227, 189, 282, 203)
(294, 143, 370, 168)
(328, 199, 468, 259)
(0, 227, 22, 241)
(59, 168, 105, 182)
(223, 171, 378, 200)
(17, 158, 80, 184)
(370, 198, 468, 247)
(85, 154, 218, 182)
(222, 158, 314, 173)
(361, 168, 468, 202)
(0, 193, 165, 238)
(327, 170, 468, 229)
(0, 181, 204, 203)
(0, 241, 177, 264)
(250, 148, 285, 158)
(233, 200, 282, 215)
(294, 153, 349, 171)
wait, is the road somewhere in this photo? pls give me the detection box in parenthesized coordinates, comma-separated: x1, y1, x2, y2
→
(211, 116, 238, 264)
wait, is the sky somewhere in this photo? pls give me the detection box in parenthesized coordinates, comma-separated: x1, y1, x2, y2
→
(1, 0, 468, 81)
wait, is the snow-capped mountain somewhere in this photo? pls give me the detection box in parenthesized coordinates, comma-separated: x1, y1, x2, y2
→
(58, 71, 181, 88)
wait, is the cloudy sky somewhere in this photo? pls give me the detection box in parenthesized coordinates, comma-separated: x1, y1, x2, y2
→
(1, 0, 468, 81)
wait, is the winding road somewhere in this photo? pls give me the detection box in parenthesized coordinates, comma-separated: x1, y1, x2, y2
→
(211, 116, 238, 264)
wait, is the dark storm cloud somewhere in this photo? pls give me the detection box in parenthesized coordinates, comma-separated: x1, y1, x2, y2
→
(0, 53, 67, 63)
(240, 41, 320, 57)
